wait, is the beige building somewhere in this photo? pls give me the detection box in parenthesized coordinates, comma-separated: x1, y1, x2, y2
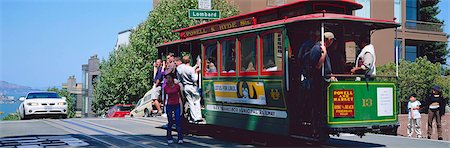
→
(153, 0, 447, 66)
(62, 75, 83, 118)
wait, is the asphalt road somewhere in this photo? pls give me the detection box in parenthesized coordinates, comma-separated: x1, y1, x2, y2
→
(1, 117, 449, 147)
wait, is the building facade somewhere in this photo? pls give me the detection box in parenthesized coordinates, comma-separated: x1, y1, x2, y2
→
(115, 29, 132, 50)
(62, 75, 83, 117)
(153, 0, 447, 66)
(81, 55, 100, 117)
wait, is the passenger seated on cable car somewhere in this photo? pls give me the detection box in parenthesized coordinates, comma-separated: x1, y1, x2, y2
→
(245, 62, 256, 71)
(206, 57, 217, 72)
(263, 59, 277, 71)
(350, 35, 376, 77)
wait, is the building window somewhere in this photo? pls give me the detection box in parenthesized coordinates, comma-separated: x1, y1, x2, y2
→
(261, 30, 283, 75)
(204, 41, 218, 76)
(355, 0, 370, 18)
(394, 0, 402, 25)
(406, 0, 418, 28)
(220, 38, 236, 75)
(405, 45, 417, 62)
(239, 34, 258, 74)
(395, 39, 402, 61)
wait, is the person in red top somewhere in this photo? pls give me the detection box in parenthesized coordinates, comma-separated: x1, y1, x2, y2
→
(163, 74, 183, 144)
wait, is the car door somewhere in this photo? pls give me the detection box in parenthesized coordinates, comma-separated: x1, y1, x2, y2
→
(135, 99, 144, 117)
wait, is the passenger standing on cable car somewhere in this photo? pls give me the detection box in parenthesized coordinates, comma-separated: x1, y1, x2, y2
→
(351, 35, 376, 77)
(302, 31, 334, 138)
(177, 56, 203, 123)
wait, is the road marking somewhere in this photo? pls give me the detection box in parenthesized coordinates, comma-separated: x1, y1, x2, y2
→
(42, 119, 118, 148)
(62, 119, 155, 148)
(127, 117, 167, 126)
(78, 119, 168, 146)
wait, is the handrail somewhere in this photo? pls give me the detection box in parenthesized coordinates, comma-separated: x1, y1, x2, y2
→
(404, 20, 444, 32)
(325, 74, 397, 78)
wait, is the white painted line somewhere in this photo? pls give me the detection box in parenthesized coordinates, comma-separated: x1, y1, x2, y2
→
(16, 145, 42, 148)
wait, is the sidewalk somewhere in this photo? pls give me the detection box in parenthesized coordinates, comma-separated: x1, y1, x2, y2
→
(397, 114, 449, 141)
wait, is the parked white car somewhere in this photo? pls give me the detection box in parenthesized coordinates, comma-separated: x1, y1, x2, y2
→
(17, 91, 68, 120)
(131, 90, 154, 117)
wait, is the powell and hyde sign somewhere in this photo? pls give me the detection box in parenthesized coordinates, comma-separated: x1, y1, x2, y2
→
(189, 9, 220, 19)
(181, 17, 254, 38)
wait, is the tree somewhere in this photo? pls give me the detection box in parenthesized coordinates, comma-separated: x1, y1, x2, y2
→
(378, 57, 443, 102)
(378, 57, 450, 113)
(418, 0, 449, 64)
(48, 87, 75, 118)
(92, 0, 239, 116)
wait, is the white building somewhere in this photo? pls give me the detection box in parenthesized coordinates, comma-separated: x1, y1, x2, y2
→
(114, 29, 132, 50)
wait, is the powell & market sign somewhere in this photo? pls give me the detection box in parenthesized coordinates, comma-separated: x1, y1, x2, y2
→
(180, 17, 254, 38)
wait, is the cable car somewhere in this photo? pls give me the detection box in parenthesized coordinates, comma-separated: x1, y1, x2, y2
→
(157, 0, 400, 142)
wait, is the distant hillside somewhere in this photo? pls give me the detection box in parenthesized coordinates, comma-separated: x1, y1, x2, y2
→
(0, 81, 41, 96)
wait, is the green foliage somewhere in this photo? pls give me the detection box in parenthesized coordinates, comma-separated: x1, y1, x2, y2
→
(377, 57, 448, 102)
(48, 87, 75, 118)
(92, 0, 239, 116)
(2, 113, 19, 121)
(419, 0, 443, 24)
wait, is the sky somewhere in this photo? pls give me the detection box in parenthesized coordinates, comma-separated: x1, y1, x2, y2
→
(1, 0, 153, 89)
(436, 0, 450, 67)
(0, 0, 449, 89)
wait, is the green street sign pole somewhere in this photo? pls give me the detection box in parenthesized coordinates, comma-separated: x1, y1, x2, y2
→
(189, 9, 220, 20)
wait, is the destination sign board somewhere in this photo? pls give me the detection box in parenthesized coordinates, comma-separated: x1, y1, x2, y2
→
(181, 17, 254, 38)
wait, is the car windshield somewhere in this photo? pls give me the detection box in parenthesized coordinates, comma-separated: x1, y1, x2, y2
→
(27, 92, 60, 99)
(117, 106, 133, 111)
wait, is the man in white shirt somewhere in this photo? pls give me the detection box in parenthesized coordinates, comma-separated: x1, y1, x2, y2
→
(177, 56, 202, 123)
(351, 35, 376, 76)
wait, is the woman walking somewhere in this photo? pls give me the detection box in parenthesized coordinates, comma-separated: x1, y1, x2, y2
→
(425, 85, 446, 140)
(163, 74, 183, 144)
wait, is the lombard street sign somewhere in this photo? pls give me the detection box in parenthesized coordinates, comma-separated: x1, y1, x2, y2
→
(189, 9, 220, 20)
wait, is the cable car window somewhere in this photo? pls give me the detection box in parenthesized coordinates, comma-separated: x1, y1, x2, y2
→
(261, 31, 283, 72)
(239, 35, 257, 73)
(205, 41, 217, 74)
(221, 39, 236, 74)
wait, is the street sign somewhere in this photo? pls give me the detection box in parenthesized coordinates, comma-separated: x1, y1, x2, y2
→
(189, 9, 220, 19)
(198, 0, 211, 10)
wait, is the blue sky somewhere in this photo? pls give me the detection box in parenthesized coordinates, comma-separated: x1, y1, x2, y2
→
(1, 0, 153, 88)
(0, 0, 449, 89)
(436, 0, 450, 67)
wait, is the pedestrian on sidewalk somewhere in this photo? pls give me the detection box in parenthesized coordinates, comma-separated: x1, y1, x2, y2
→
(163, 74, 183, 144)
(407, 94, 422, 138)
(425, 85, 446, 140)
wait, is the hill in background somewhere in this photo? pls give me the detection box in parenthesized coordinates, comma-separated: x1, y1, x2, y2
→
(0, 81, 41, 97)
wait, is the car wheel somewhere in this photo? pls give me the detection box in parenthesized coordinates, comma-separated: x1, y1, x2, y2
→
(130, 114, 134, 118)
(21, 108, 28, 120)
(61, 115, 68, 119)
(144, 109, 150, 117)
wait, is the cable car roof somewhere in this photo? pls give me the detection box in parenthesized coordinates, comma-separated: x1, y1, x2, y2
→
(157, 13, 400, 47)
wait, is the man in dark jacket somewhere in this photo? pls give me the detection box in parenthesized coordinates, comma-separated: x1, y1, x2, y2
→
(424, 85, 446, 140)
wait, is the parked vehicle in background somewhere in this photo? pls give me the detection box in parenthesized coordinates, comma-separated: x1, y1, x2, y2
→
(106, 104, 134, 118)
(17, 91, 68, 120)
(130, 90, 155, 117)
